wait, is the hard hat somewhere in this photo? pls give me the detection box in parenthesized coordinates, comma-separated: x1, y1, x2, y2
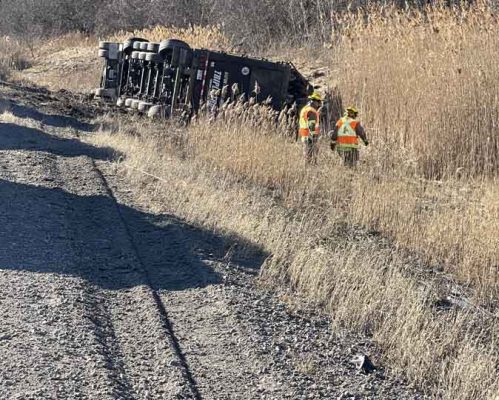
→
(346, 105, 359, 115)
(308, 91, 323, 102)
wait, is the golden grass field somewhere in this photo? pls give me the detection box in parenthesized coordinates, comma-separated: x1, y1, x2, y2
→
(0, 25, 229, 91)
(2, 6, 498, 399)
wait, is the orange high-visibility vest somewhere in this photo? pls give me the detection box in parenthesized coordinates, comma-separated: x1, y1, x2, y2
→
(336, 116, 359, 149)
(299, 105, 320, 140)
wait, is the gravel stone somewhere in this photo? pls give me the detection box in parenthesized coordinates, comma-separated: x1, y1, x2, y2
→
(0, 81, 427, 399)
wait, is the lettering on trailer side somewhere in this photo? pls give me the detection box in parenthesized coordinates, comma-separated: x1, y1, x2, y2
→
(208, 69, 223, 109)
(212, 70, 223, 90)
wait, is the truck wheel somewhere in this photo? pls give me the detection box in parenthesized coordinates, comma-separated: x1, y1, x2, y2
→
(98, 49, 109, 58)
(147, 43, 159, 52)
(95, 88, 116, 98)
(138, 101, 152, 112)
(159, 40, 193, 67)
(148, 105, 162, 118)
(145, 53, 156, 62)
(99, 41, 112, 50)
(144, 53, 162, 63)
(158, 39, 190, 56)
(123, 37, 149, 55)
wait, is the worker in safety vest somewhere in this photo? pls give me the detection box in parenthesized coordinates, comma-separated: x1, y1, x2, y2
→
(330, 106, 368, 167)
(298, 92, 322, 165)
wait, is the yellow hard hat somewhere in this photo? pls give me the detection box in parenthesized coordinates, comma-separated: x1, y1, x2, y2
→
(308, 91, 323, 102)
(346, 105, 359, 115)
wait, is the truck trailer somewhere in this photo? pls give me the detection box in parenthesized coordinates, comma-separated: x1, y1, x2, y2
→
(96, 37, 314, 119)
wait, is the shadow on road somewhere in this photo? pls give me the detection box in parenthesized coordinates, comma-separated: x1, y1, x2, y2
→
(0, 176, 267, 291)
(0, 102, 267, 291)
(8, 101, 94, 132)
(0, 121, 116, 161)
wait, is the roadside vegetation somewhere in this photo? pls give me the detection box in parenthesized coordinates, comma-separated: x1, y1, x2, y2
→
(0, 26, 228, 91)
(0, 37, 31, 81)
(1, 1, 498, 399)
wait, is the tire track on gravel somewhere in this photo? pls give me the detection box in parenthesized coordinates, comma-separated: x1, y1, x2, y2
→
(44, 140, 137, 400)
(1, 114, 196, 399)
(55, 152, 195, 399)
(0, 149, 133, 399)
(89, 160, 202, 400)
(48, 151, 137, 400)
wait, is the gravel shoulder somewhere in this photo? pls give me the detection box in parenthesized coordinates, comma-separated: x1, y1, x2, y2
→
(0, 82, 423, 399)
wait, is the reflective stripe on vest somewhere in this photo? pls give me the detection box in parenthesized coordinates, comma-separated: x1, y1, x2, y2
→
(336, 117, 359, 148)
(299, 105, 320, 139)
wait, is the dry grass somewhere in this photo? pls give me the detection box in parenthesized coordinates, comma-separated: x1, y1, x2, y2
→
(111, 25, 230, 51)
(1, 26, 228, 91)
(2, 3, 497, 398)
(332, 2, 499, 179)
(327, 2, 499, 297)
(184, 115, 498, 301)
(0, 36, 32, 80)
(86, 5, 498, 398)
(88, 113, 498, 400)
(1, 32, 100, 91)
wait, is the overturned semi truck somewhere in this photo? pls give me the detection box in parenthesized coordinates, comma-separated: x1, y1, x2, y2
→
(96, 37, 314, 119)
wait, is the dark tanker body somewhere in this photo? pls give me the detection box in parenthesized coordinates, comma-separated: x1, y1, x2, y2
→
(96, 37, 313, 119)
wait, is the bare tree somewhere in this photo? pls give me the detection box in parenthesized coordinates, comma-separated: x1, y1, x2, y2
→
(0, 0, 471, 47)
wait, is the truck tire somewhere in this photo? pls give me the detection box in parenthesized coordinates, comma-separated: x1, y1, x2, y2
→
(159, 40, 193, 67)
(148, 105, 162, 118)
(123, 37, 148, 55)
(95, 88, 116, 98)
(145, 53, 162, 63)
(98, 49, 109, 58)
(158, 39, 190, 56)
(99, 41, 112, 50)
(131, 99, 140, 109)
(147, 43, 159, 52)
(138, 101, 152, 112)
